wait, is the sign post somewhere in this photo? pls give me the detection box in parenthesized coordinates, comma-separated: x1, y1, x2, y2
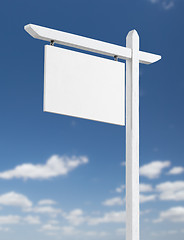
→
(126, 30, 140, 240)
(24, 24, 161, 240)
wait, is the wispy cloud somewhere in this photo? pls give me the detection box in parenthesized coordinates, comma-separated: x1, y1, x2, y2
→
(151, 230, 179, 236)
(24, 215, 41, 224)
(140, 161, 170, 179)
(61, 226, 80, 236)
(40, 223, 60, 231)
(0, 155, 89, 180)
(115, 185, 125, 193)
(148, 0, 175, 10)
(168, 166, 184, 175)
(140, 183, 153, 192)
(38, 199, 57, 206)
(140, 194, 156, 203)
(63, 209, 85, 226)
(88, 211, 126, 225)
(0, 214, 41, 226)
(62, 208, 126, 226)
(102, 197, 124, 206)
(25, 206, 62, 217)
(39, 219, 109, 237)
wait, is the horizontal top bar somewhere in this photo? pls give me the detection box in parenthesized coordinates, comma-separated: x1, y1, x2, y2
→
(24, 24, 161, 64)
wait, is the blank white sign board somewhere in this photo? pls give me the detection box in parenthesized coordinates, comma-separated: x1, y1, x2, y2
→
(44, 45, 125, 125)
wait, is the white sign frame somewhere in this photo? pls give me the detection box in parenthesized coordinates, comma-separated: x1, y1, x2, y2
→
(24, 24, 161, 240)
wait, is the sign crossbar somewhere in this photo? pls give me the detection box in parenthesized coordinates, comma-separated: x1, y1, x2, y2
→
(24, 24, 161, 64)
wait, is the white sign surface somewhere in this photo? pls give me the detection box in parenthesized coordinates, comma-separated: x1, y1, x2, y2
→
(44, 45, 125, 125)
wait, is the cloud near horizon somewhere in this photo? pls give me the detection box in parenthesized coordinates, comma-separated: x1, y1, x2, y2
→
(38, 199, 57, 206)
(88, 211, 126, 225)
(62, 208, 126, 226)
(0, 155, 89, 180)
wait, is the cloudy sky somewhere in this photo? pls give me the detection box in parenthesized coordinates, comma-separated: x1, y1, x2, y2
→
(0, 0, 184, 239)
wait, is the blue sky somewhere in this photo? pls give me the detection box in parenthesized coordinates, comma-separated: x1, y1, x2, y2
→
(0, 0, 184, 239)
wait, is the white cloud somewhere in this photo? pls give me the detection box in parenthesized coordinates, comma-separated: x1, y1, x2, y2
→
(40, 219, 109, 237)
(168, 167, 184, 175)
(38, 199, 57, 205)
(140, 183, 153, 192)
(154, 206, 184, 223)
(64, 209, 85, 226)
(140, 194, 156, 203)
(0, 215, 21, 225)
(162, 1, 174, 10)
(0, 155, 89, 180)
(88, 211, 126, 225)
(140, 161, 170, 179)
(39, 219, 61, 233)
(102, 197, 124, 206)
(40, 224, 60, 231)
(116, 185, 125, 193)
(156, 181, 184, 201)
(25, 206, 62, 217)
(62, 226, 81, 236)
(148, 0, 175, 10)
(63, 209, 125, 226)
(24, 215, 41, 224)
(0, 192, 32, 209)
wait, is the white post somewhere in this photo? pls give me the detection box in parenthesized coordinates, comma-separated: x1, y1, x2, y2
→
(126, 30, 140, 240)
